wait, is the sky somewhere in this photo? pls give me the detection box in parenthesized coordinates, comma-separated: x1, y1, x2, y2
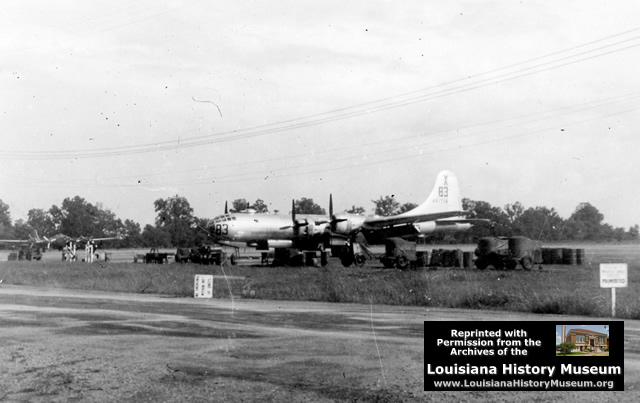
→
(1, 1, 640, 229)
(555, 324, 610, 345)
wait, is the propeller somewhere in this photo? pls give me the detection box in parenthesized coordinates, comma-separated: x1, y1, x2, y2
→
(280, 199, 309, 235)
(315, 194, 348, 231)
(224, 201, 228, 214)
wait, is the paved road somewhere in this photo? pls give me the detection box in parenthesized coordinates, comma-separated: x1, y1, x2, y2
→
(0, 286, 637, 401)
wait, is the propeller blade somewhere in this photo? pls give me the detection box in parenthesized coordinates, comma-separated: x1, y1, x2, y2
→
(291, 199, 296, 223)
(224, 201, 228, 214)
(329, 194, 333, 218)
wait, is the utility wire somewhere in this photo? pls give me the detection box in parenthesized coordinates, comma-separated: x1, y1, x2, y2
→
(2, 28, 640, 159)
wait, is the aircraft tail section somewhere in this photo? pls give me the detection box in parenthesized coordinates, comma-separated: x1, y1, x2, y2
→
(399, 170, 462, 217)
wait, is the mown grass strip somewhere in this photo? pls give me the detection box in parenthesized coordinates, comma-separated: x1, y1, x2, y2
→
(1, 254, 639, 319)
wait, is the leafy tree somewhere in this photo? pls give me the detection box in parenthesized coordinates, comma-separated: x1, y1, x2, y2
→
(50, 196, 100, 237)
(295, 198, 325, 215)
(372, 195, 399, 216)
(230, 199, 267, 213)
(27, 208, 56, 237)
(457, 198, 511, 241)
(0, 199, 13, 238)
(231, 198, 249, 212)
(48, 196, 123, 239)
(629, 225, 639, 240)
(504, 202, 525, 223)
(141, 224, 171, 247)
(95, 204, 124, 238)
(566, 202, 604, 241)
(121, 219, 143, 247)
(398, 202, 418, 214)
(514, 206, 565, 241)
(153, 195, 195, 247)
(192, 217, 215, 246)
(558, 342, 577, 356)
(252, 199, 269, 213)
(346, 205, 366, 215)
(13, 219, 32, 239)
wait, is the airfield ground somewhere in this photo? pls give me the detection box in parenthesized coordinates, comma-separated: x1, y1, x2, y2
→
(0, 243, 638, 401)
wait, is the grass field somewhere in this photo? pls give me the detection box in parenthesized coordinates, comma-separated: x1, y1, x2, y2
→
(1, 243, 639, 319)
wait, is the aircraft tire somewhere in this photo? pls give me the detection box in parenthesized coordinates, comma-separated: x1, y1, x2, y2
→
(475, 258, 487, 270)
(489, 254, 504, 270)
(521, 256, 533, 270)
(354, 253, 366, 267)
(230, 254, 237, 266)
(381, 258, 395, 269)
(395, 255, 409, 270)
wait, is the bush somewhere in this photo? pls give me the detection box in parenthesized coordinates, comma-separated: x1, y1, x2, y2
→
(558, 342, 576, 356)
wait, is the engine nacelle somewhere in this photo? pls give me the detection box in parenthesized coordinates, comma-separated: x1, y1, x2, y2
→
(293, 219, 316, 239)
(333, 214, 367, 235)
(413, 221, 437, 235)
(267, 240, 294, 249)
(436, 222, 472, 233)
(333, 218, 352, 235)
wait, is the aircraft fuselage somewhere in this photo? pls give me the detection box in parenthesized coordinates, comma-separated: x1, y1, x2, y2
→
(210, 212, 329, 250)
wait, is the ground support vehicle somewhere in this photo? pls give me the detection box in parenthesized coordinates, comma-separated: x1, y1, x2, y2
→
(194, 246, 226, 265)
(474, 236, 542, 271)
(271, 248, 328, 267)
(7, 247, 42, 261)
(143, 248, 170, 264)
(379, 237, 417, 270)
(174, 246, 226, 265)
(337, 233, 375, 268)
(175, 248, 190, 263)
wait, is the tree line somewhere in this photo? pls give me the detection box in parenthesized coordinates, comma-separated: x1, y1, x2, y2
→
(0, 194, 637, 249)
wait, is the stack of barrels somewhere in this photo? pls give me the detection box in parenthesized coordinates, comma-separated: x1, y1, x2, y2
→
(541, 247, 585, 265)
(423, 249, 472, 269)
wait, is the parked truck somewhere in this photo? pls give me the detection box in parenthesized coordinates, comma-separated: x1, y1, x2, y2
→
(379, 237, 417, 270)
(474, 236, 542, 271)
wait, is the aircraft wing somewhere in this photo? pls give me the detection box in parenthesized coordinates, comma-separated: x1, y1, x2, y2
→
(362, 211, 471, 230)
(86, 236, 120, 242)
(434, 218, 492, 225)
(0, 239, 31, 244)
(68, 236, 120, 243)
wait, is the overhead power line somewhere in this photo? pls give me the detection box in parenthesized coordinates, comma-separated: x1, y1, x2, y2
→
(2, 27, 640, 160)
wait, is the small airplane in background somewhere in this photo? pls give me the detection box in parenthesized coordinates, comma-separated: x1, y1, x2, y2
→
(0, 230, 54, 249)
(48, 234, 121, 262)
(0, 230, 56, 261)
(208, 170, 488, 266)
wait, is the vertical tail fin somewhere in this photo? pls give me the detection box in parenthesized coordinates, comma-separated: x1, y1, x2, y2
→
(399, 170, 462, 216)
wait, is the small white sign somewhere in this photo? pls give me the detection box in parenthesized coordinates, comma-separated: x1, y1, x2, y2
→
(600, 263, 628, 288)
(194, 274, 214, 298)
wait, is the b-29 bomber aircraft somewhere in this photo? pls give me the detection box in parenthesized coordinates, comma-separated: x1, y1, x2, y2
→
(208, 170, 486, 265)
(209, 201, 334, 252)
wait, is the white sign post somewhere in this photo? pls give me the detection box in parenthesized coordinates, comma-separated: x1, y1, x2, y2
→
(194, 274, 214, 298)
(600, 263, 628, 317)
